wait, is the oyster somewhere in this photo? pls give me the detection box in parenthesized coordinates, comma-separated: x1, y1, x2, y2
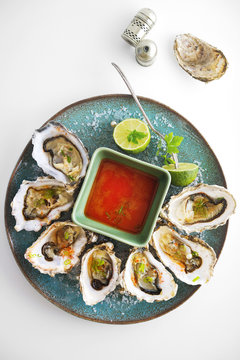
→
(11, 177, 74, 232)
(151, 224, 217, 285)
(25, 221, 87, 277)
(174, 34, 228, 82)
(80, 242, 121, 306)
(120, 248, 177, 303)
(32, 122, 89, 185)
(161, 184, 236, 233)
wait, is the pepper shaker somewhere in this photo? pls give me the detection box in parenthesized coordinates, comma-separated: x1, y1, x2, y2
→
(135, 39, 158, 66)
(121, 8, 157, 47)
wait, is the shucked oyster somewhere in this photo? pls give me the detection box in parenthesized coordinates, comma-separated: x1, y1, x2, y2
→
(120, 248, 177, 303)
(32, 122, 89, 185)
(80, 242, 121, 306)
(25, 221, 87, 277)
(11, 177, 74, 231)
(151, 224, 217, 285)
(161, 184, 236, 233)
(174, 34, 228, 82)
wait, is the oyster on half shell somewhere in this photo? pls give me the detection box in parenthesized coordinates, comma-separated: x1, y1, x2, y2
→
(11, 177, 74, 232)
(25, 221, 87, 277)
(80, 242, 121, 306)
(119, 248, 178, 303)
(174, 34, 228, 82)
(151, 224, 217, 285)
(32, 122, 89, 185)
(160, 184, 236, 234)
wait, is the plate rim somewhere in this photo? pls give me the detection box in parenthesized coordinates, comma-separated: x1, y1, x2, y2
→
(4, 93, 228, 324)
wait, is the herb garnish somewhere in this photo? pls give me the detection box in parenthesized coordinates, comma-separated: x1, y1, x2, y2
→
(156, 132, 184, 165)
(192, 251, 199, 257)
(61, 149, 65, 157)
(138, 263, 145, 273)
(127, 129, 147, 144)
(67, 155, 71, 163)
(68, 147, 73, 151)
(105, 212, 111, 219)
(192, 276, 200, 282)
(143, 276, 153, 283)
(193, 198, 208, 217)
(64, 259, 71, 266)
(44, 188, 55, 199)
(68, 175, 75, 181)
(64, 231, 69, 240)
(92, 258, 105, 275)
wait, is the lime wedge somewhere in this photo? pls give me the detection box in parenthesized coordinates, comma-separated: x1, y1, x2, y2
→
(113, 118, 151, 153)
(163, 163, 199, 186)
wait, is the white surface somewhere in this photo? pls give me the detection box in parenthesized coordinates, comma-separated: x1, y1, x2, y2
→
(0, 0, 239, 359)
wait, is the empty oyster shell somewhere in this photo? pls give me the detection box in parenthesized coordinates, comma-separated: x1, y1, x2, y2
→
(119, 248, 177, 303)
(11, 177, 75, 232)
(25, 221, 87, 277)
(80, 242, 121, 306)
(32, 122, 89, 185)
(174, 34, 228, 82)
(151, 224, 217, 285)
(160, 184, 236, 233)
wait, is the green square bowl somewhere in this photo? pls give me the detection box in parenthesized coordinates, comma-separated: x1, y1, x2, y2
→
(72, 147, 171, 247)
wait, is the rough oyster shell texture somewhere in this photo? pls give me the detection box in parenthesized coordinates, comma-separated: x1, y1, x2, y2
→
(11, 176, 75, 232)
(160, 184, 236, 234)
(80, 242, 121, 306)
(120, 248, 178, 303)
(25, 221, 87, 277)
(32, 121, 89, 185)
(174, 34, 228, 82)
(151, 224, 217, 286)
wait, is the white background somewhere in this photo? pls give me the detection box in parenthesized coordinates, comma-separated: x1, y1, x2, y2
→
(1, 0, 239, 359)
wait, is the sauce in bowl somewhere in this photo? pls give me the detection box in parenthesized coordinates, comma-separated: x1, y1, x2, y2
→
(84, 159, 159, 233)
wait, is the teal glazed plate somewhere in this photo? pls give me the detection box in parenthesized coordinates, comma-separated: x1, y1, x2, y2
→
(5, 94, 227, 324)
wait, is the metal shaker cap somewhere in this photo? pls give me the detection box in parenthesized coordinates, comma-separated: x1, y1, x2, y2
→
(121, 8, 157, 47)
(135, 39, 157, 66)
(136, 8, 157, 28)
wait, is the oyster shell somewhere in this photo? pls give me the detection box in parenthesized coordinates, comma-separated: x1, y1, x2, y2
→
(151, 224, 217, 285)
(161, 184, 236, 233)
(32, 122, 89, 185)
(174, 34, 228, 82)
(25, 221, 87, 277)
(11, 177, 74, 232)
(80, 242, 121, 306)
(120, 248, 177, 302)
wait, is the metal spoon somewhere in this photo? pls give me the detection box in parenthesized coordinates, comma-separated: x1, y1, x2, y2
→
(111, 62, 178, 168)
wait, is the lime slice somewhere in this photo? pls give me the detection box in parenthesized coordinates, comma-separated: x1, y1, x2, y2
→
(163, 163, 199, 186)
(113, 118, 151, 153)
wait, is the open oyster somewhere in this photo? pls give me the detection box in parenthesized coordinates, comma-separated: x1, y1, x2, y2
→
(120, 248, 177, 303)
(151, 224, 216, 285)
(174, 34, 228, 82)
(80, 242, 121, 306)
(161, 184, 236, 233)
(25, 221, 87, 277)
(32, 122, 89, 185)
(11, 177, 74, 232)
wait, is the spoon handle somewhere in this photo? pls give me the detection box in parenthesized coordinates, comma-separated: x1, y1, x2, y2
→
(111, 62, 178, 168)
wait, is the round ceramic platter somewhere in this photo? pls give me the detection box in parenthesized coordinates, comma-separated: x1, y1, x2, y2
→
(5, 94, 227, 324)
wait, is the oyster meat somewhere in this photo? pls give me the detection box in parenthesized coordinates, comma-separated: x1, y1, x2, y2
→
(161, 184, 236, 233)
(151, 224, 217, 285)
(25, 221, 87, 276)
(120, 248, 177, 303)
(80, 242, 121, 306)
(11, 177, 74, 231)
(174, 34, 228, 82)
(32, 122, 89, 185)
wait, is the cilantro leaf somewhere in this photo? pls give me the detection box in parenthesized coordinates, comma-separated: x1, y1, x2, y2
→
(127, 129, 147, 144)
